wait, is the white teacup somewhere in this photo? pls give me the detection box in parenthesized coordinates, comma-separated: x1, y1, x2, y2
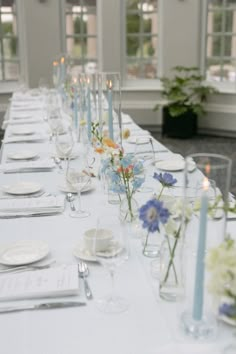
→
(84, 228, 113, 252)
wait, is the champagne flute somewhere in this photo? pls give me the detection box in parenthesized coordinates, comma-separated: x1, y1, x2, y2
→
(66, 150, 91, 218)
(92, 216, 129, 313)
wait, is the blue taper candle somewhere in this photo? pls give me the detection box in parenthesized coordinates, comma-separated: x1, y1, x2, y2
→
(107, 81, 114, 140)
(192, 178, 209, 321)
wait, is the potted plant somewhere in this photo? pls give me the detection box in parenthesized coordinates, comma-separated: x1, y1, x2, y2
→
(154, 66, 217, 139)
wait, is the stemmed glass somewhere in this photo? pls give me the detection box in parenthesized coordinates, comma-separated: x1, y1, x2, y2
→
(66, 148, 91, 218)
(135, 136, 155, 193)
(92, 216, 129, 313)
(55, 124, 74, 173)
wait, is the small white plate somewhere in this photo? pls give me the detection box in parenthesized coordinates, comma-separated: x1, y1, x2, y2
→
(73, 240, 96, 262)
(0, 240, 49, 266)
(155, 159, 196, 172)
(58, 181, 95, 194)
(7, 150, 39, 161)
(126, 135, 151, 144)
(73, 240, 122, 262)
(2, 181, 42, 195)
(10, 127, 35, 136)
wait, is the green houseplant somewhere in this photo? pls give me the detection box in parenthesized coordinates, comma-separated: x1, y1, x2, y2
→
(154, 66, 217, 138)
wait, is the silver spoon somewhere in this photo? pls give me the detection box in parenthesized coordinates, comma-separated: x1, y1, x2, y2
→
(66, 192, 76, 211)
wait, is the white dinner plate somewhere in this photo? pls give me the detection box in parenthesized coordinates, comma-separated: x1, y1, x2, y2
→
(10, 126, 36, 136)
(7, 150, 39, 161)
(155, 159, 196, 172)
(73, 240, 122, 262)
(2, 181, 42, 195)
(58, 181, 95, 194)
(126, 135, 151, 144)
(0, 240, 49, 266)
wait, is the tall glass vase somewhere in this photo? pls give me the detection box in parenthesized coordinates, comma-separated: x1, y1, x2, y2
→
(159, 233, 185, 301)
(119, 196, 139, 223)
(181, 153, 232, 340)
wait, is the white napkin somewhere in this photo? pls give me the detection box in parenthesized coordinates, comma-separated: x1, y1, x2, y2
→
(0, 159, 55, 173)
(3, 133, 48, 144)
(0, 195, 65, 217)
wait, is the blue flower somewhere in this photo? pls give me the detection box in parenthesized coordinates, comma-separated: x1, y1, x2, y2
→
(153, 172, 177, 187)
(219, 303, 236, 318)
(120, 154, 133, 168)
(139, 199, 170, 233)
(132, 176, 145, 191)
(133, 160, 143, 175)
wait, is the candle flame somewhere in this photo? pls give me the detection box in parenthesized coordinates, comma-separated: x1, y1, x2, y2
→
(53, 61, 58, 66)
(87, 77, 90, 85)
(203, 177, 209, 191)
(205, 163, 211, 176)
(107, 80, 112, 89)
(61, 57, 65, 64)
(73, 77, 77, 84)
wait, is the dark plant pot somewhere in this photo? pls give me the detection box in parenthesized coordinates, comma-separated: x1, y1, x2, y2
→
(162, 107, 197, 139)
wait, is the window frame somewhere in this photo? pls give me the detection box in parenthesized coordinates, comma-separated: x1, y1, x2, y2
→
(201, 0, 236, 92)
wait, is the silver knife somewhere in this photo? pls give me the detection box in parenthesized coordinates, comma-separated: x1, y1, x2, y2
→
(0, 301, 86, 314)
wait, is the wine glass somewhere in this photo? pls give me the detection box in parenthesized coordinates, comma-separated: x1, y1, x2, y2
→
(92, 216, 129, 313)
(135, 136, 155, 193)
(55, 124, 74, 173)
(66, 149, 91, 218)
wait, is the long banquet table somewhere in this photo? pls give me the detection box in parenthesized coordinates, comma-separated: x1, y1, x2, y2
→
(0, 90, 235, 354)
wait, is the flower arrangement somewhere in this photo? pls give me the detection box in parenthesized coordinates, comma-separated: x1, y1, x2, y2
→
(103, 152, 144, 221)
(206, 238, 236, 323)
(139, 172, 193, 298)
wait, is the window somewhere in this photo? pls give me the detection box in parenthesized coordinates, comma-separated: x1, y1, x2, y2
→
(63, 0, 97, 73)
(125, 0, 158, 80)
(206, 0, 236, 83)
(0, 0, 20, 81)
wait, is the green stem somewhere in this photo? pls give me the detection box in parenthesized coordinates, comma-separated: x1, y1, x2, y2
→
(157, 186, 164, 200)
(160, 226, 181, 288)
(142, 232, 149, 255)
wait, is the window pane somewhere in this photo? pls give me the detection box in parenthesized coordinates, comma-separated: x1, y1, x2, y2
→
(65, 0, 97, 73)
(206, 1, 236, 82)
(4, 60, 19, 80)
(125, 0, 158, 80)
(0, 0, 19, 81)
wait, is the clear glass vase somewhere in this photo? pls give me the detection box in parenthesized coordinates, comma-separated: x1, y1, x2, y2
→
(159, 234, 185, 301)
(119, 196, 139, 223)
(142, 231, 162, 258)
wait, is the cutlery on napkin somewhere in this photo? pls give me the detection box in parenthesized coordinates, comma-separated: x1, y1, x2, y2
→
(0, 195, 65, 218)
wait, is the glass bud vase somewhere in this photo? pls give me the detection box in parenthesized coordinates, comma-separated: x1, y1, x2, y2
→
(142, 231, 162, 258)
(159, 234, 185, 301)
(119, 196, 139, 223)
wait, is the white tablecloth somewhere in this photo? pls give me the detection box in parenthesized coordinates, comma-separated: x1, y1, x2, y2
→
(0, 92, 234, 354)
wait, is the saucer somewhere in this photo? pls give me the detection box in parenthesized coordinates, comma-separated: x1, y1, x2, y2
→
(7, 150, 39, 161)
(10, 127, 35, 136)
(0, 240, 49, 266)
(58, 181, 95, 194)
(73, 240, 97, 262)
(73, 240, 122, 262)
(2, 181, 42, 195)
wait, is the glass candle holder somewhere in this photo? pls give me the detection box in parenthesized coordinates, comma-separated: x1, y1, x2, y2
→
(181, 153, 232, 340)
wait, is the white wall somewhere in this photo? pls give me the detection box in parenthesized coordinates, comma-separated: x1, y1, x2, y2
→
(1, 0, 236, 136)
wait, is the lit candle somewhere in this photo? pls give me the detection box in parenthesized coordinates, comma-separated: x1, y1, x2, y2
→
(52, 60, 59, 87)
(73, 78, 78, 130)
(107, 80, 114, 140)
(98, 74, 103, 136)
(87, 77, 92, 142)
(192, 176, 209, 321)
(60, 57, 65, 83)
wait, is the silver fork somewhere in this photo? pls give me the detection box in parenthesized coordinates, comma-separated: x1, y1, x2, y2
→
(78, 261, 93, 300)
